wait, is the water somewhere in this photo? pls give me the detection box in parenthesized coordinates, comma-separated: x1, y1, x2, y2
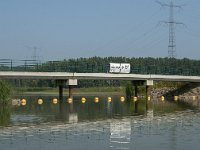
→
(1, 95, 200, 150)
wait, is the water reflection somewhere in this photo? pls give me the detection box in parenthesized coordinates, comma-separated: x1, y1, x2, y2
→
(110, 118, 131, 149)
(0, 105, 10, 126)
(8, 96, 194, 125)
(1, 110, 200, 150)
(0, 95, 199, 150)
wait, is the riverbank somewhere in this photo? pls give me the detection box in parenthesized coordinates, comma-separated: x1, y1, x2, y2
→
(151, 83, 200, 107)
(14, 86, 125, 96)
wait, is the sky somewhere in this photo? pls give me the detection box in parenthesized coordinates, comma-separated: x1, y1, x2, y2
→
(0, 0, 199, 61)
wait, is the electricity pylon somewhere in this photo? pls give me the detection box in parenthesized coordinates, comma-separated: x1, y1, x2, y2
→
(157, 0, 184, 58)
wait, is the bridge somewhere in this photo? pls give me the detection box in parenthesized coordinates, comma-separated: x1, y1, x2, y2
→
(0, 58, 200, 105)
(0, 71, 200, 82)
(0, 71, 200, 103)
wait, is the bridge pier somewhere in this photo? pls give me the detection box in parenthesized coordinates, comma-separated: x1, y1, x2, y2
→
(67, 79, 77, 114)
(145, 80, 153, 111)
(56, 80, 67, 103)
(132, 80, 144, 113)
(131, 80, 153, 113)
(67, 79, 78, 99)
(68, 85, 73, 98)
(59, 84, 64, 102)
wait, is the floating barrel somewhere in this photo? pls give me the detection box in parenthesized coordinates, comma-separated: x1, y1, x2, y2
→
(81, 97, 86, 103)
(52, 98, 58, 104)
(107, 97, 112, 103)
(133, 96, 138, 102)
(161, 96, 165, 102)
(120, 96, 125, 102)
(147, 96, 151, 101)
(174, 96, 178, 101)
(38, 99, 43, 105)
(67, 98, 73, 104)
(21, 99, 27, 106)
(94, 97, 99, 103)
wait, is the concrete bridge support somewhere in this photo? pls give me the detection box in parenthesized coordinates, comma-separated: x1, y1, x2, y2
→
(56, 79, 77, 114)
(67, 79, 78, 99)
(145, 80, 153, 111)
(56, 80, 67, 103)
(67, 79, 78, 113)
(131, 80, 153, 113)
(56, 79, 78, 102)
(56, 80, 67, 114)
(132, 80, 144, 113)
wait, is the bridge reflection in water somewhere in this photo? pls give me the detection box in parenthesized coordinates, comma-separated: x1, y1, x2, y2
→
(0, 95, 200, 150)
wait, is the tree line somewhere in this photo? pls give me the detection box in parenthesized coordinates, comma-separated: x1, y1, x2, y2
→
(36, 57, 200, 75)
(1, 57, 200, 88)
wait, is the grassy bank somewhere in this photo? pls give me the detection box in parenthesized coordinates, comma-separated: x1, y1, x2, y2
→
(14, 86, 125, 96)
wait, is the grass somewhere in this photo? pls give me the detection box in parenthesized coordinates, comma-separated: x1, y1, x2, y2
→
(15, 86, 125, 95)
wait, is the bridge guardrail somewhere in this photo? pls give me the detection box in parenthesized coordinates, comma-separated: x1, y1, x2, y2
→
(0, 59, 199, 76)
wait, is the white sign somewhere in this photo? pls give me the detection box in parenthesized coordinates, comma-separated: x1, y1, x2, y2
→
(109, 63, 130, 73)
(110, 63, 121, 73)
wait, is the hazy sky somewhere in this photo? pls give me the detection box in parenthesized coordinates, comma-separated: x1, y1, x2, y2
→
(0, 0, 199, 60)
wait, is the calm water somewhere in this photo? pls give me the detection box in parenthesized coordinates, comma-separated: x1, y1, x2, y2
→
(1, 95, 200, 150)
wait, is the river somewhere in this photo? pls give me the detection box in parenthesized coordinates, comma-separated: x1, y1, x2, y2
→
(0, 95, 200, 150)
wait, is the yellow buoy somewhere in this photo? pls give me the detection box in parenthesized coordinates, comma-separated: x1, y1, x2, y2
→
(174, 96, 179, 101)
(147, 96, 151, 101)
(38, 99, 43, 105)
(21, 99, 27, 106)
(120, 96, 125, 102)
(67, 98, 73, 104)
(107, 97, 112, 103)
(192, 96, 196, 101)
(161, 96, 165, 102)
(94, 97, 99, 103)
(133, 96, 138, 102)
(81, 97, 86, 103)
(52, 98, 58, 104)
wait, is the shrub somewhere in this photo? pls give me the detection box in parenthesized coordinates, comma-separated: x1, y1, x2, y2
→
(0, 80, 11, 104)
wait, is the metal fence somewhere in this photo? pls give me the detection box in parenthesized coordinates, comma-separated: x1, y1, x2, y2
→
(0, 59, 199, 76)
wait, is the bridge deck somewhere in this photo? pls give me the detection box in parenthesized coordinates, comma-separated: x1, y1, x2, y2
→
(0, 71, 200, 82)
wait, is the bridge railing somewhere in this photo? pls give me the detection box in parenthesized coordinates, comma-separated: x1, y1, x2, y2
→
(0, 59, 40, 71)
(0, 59, 199, 76)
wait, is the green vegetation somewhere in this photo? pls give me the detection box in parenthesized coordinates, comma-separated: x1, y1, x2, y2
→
(0, 80, 11, 126)
(0, 80, 11, 104)
(2, 56, 200, 89)
(125, 82, 134, 98)
(0, 105, 10, 126)
(34, 57, 200, 75)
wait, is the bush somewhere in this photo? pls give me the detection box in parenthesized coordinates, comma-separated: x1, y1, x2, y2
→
(0, 80, 11, 104)
(126, 82, 134, 98)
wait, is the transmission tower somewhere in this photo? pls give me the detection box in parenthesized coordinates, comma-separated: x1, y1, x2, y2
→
(157, 0, 184, 58)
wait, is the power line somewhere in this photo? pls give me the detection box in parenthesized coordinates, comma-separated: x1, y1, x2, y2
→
(91, 7, 162, 53)
(157, 0, 184, 58)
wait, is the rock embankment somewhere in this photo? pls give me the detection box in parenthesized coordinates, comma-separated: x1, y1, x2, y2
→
(151, 87, 177, 102)
(151, 83, 200, 107)
(176, 86, 200, 106)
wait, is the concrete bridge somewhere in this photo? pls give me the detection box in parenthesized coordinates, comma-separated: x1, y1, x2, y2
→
(1, 71, 200, 107)
(0, 71, 200, 82)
